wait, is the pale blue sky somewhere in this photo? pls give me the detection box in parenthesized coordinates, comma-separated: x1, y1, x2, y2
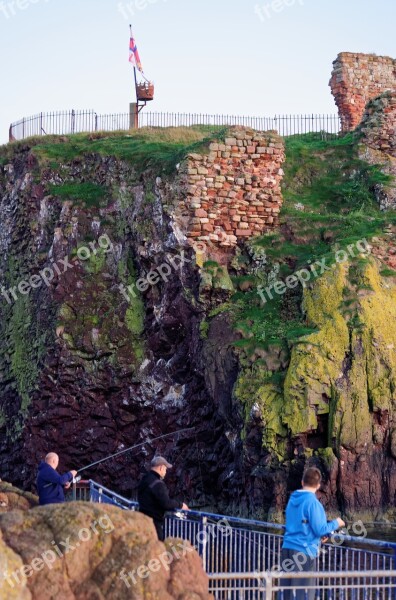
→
(0, 0, 395, 143)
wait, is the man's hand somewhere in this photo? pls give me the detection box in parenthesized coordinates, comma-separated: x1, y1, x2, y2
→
(64, 482, 71, 490)
(182, 503, 189, 510)
(70, 470, 78, 478)
(336, 517, 345, 528)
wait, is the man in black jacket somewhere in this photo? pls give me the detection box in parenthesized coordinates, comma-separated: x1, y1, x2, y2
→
(138, 456, 189, 541)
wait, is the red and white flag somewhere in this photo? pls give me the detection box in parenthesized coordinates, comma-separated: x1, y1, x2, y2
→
(129, 37, 143, 72)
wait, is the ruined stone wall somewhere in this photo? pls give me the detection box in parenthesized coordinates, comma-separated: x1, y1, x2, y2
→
(177, 128, 285, 248)
(329, 52, 396, 131)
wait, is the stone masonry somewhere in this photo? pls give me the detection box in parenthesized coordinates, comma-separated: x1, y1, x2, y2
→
(357, 91, 396, 209)
(177, 127, 285, 248)
(329, 52, 396, 132)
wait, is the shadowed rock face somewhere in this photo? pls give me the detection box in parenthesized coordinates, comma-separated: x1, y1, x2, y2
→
(357, 91, 396, 209)
(0, 500, 212, 600)
(0, 139, 242, 512)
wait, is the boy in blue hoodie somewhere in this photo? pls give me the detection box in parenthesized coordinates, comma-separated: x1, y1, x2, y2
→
(37, 453, 77, 506)
(280, 467, 345, 600)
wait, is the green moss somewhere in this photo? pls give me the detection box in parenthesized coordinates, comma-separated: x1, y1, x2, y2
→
(125, 297, 144, 336)
(84, 248, 107, 275)
(199, 319, 209, 339)
(234, 365, 287, 458)
(201, 263, 234, 293)
(143, 191, 156, 205)
(119, 260, 146, 364)
(213, 266, 234, 291)
(8, 296, 41, 414)
(316, 447, 337, 470)
(284, 264, 349, 436)
(48, 182, 107, 207)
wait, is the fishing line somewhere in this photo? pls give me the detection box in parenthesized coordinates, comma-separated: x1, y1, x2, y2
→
(76, 427, 194, 475)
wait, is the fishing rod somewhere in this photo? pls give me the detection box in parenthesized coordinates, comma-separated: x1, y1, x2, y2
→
(75, 427, 194, 478)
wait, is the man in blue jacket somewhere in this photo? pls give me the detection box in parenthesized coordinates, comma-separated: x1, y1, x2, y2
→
(37, 453, 77, 506)
(280, 467, 345, 600)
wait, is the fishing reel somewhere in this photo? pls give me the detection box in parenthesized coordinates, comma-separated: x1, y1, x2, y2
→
(72, 475, 82, 484)
(173, 511, 188, 520)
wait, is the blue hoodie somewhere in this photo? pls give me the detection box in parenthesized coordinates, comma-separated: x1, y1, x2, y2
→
(37, 461, 73, 505)
(282, 490, 339, 557)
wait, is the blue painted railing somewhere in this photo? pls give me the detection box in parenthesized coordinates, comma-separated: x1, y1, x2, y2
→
(83, 479, 396, 599)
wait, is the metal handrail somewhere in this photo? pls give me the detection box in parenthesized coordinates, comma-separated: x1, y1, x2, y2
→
(209, 569, 396, 579)
(88, 480, 137, 509)
(86, 480, 396, 555)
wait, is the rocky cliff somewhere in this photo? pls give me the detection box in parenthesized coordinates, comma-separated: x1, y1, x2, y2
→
(0, 125, 395, 521)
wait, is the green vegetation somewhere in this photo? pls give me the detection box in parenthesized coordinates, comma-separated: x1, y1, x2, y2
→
(20, 126, 229, 176)
(256, 133, 393, 269)
(118, 257, 146, 364)
(9, 297, 39, 413)
(228, 133, 396, 358)
(48, 182, 107, 207)
(380, 267, 396, 277)
(197, 132, 396, 458)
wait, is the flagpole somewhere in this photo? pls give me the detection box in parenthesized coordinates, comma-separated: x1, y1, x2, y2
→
(130, 24, 139, 128)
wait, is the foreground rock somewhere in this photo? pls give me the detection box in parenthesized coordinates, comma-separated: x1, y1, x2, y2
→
(0, 501, 211, 600)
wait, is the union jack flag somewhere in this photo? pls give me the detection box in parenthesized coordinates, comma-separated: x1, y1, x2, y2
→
(129, 37, 143, 72)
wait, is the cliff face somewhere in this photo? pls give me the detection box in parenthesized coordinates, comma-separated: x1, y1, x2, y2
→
(0, 131, 242, 509)
(0, 127, 395, 520)
(357, 91, 396, 209)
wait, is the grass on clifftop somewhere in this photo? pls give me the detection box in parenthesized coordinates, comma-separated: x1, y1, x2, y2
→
(4, 126, 229, 176)
(229, 132, 396, 368)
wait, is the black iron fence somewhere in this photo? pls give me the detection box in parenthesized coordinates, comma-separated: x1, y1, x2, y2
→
(8, 109, 341, 142)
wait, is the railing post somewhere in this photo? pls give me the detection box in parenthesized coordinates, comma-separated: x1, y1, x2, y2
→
(393, 547, 396, 600)
(72, 479, 77, 501)
(71, 109, 75, 134)
(262, 572, 272, 600)
(198, 516, 208, 571)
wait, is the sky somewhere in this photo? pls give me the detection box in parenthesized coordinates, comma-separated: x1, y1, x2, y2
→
(0, 0, 395, 144)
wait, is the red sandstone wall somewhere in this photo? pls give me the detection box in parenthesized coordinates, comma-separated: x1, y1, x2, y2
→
(177, 128, 285, 248)
(329, 52, 396, 131)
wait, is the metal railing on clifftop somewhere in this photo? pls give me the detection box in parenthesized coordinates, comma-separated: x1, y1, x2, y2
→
(8, 110, 341, 141)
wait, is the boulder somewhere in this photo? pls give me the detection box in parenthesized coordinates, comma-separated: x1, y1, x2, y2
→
(0, 501, 212, 600)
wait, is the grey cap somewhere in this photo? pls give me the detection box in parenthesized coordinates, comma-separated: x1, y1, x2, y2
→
(151, 456, 173, 468)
